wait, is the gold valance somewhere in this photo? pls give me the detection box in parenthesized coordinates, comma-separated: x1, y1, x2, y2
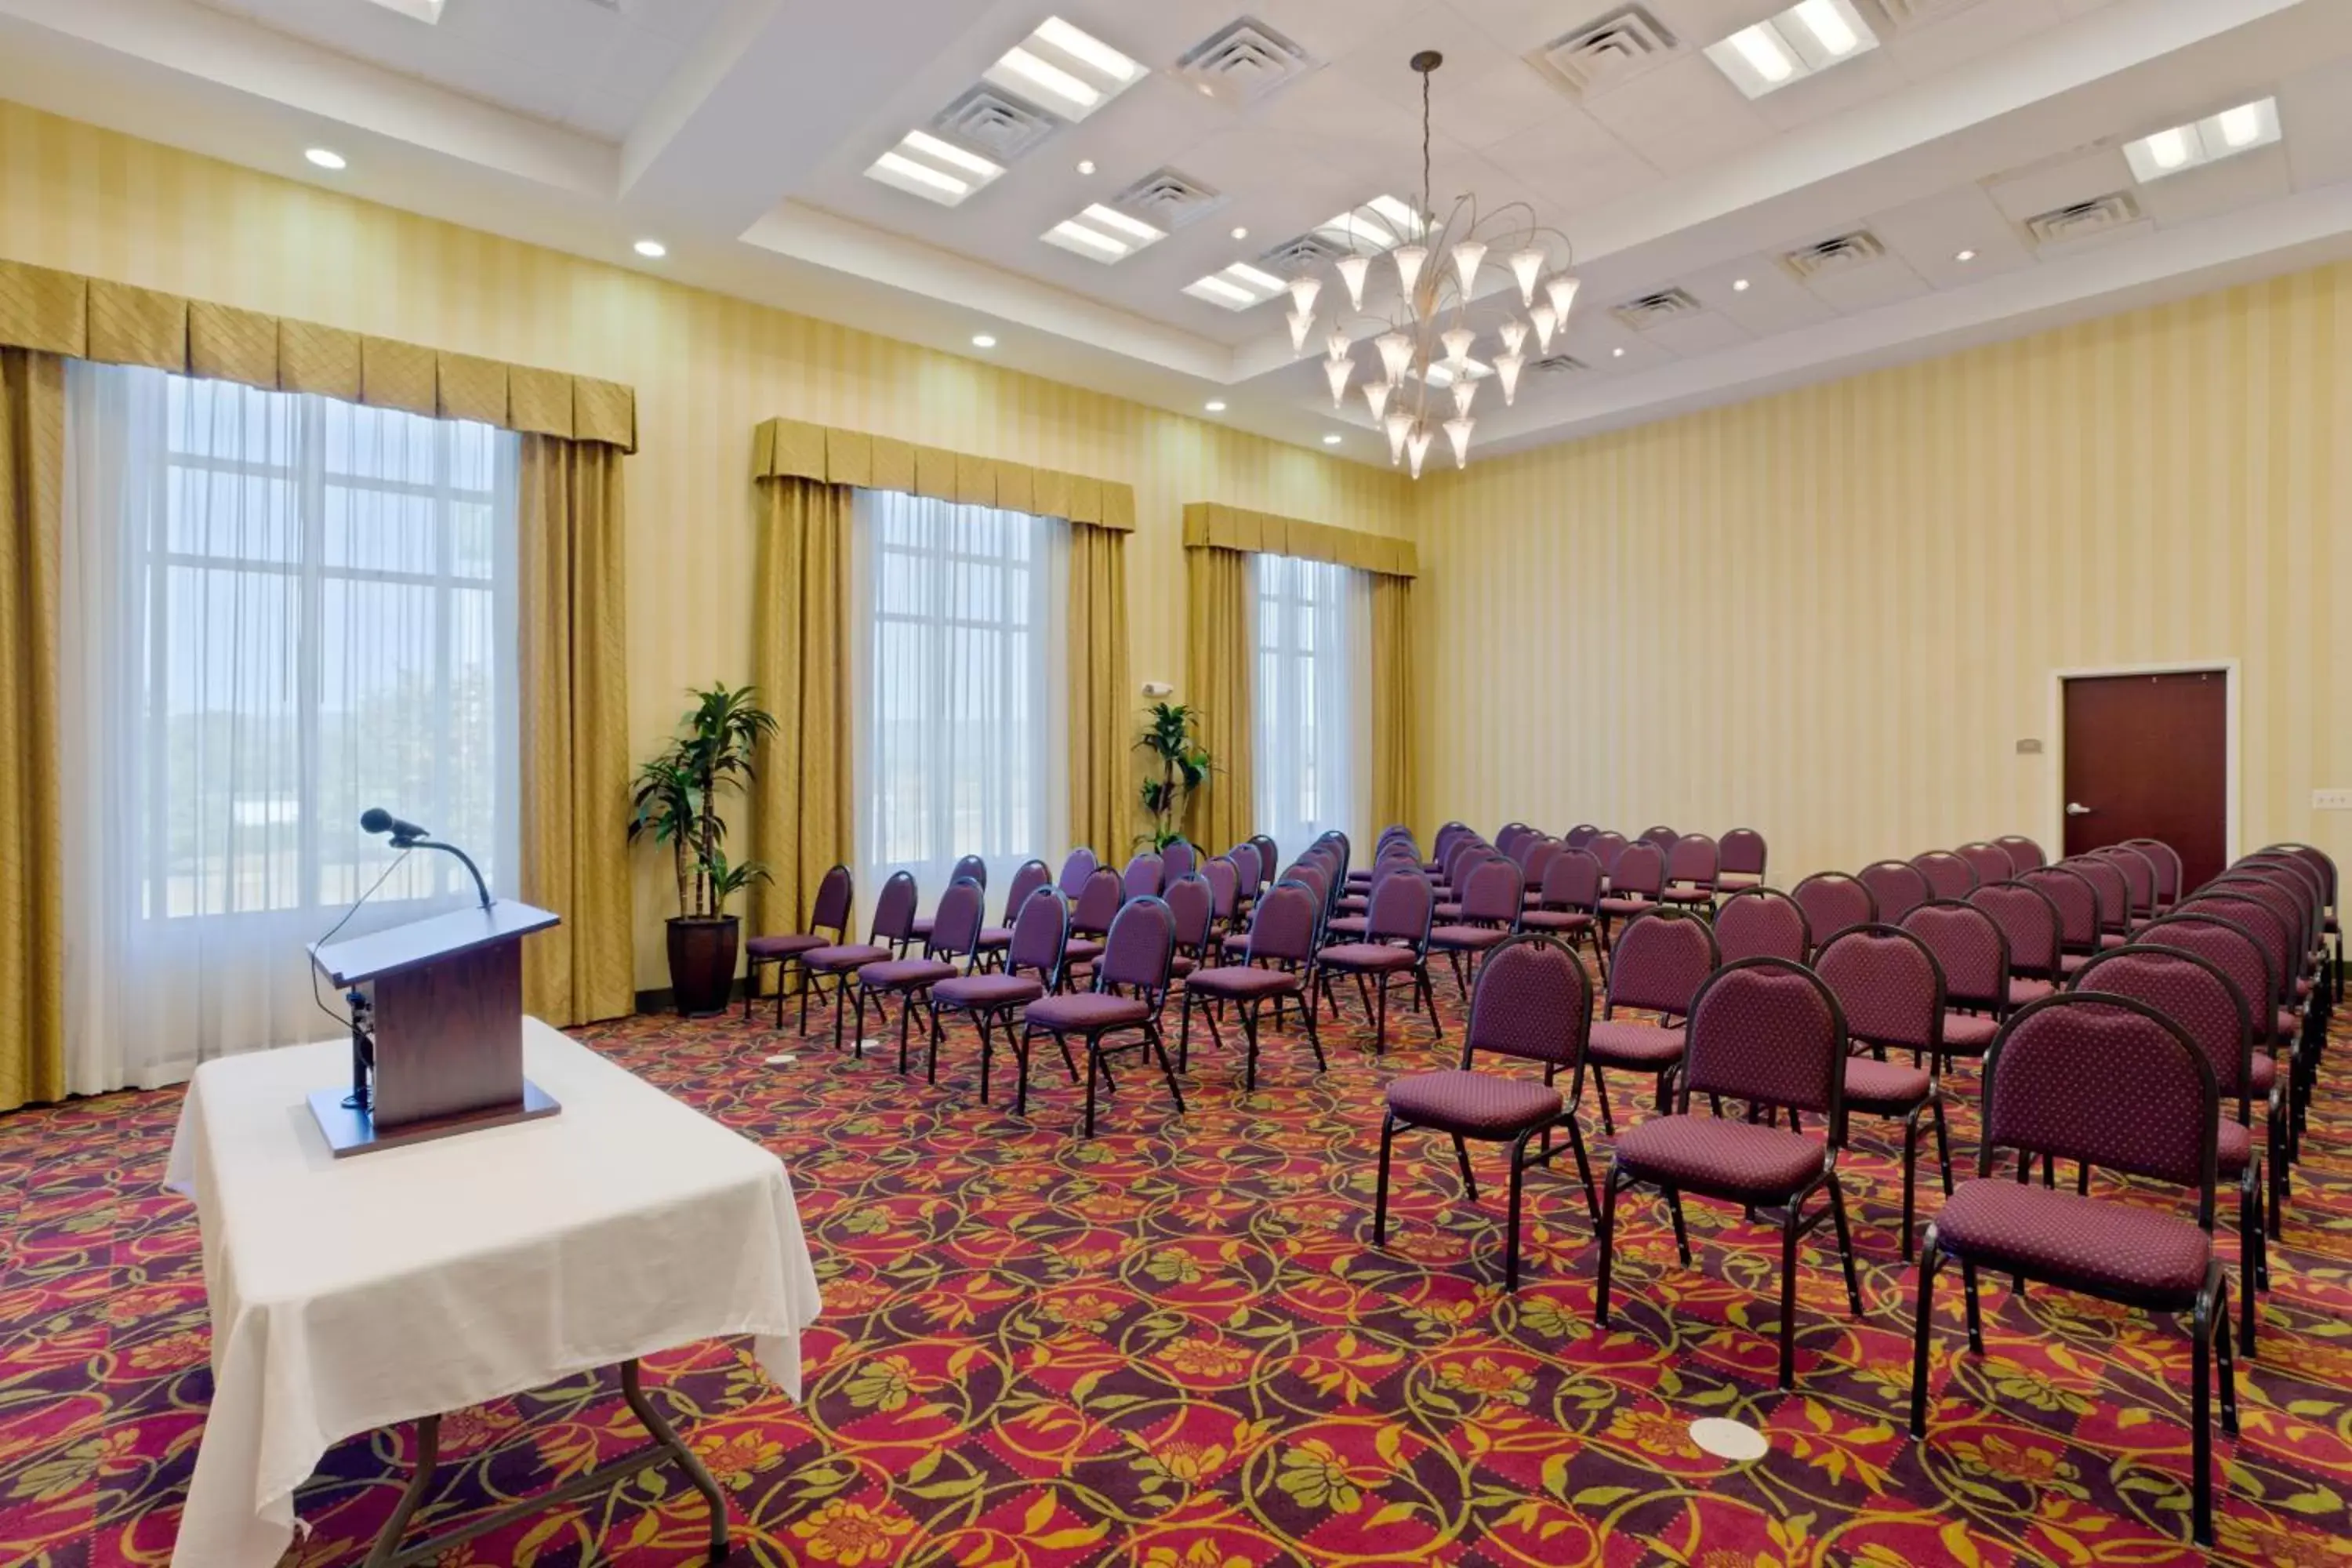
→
(752, 416, 1134, 532)
(1181, 502, 1417, 579)
(0, 258, 637, 451)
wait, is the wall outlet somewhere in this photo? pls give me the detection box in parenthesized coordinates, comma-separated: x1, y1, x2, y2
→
(2315, 789, 2352, 811)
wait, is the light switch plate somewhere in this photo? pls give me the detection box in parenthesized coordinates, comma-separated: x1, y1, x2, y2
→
(2314, 789, 2352, 811)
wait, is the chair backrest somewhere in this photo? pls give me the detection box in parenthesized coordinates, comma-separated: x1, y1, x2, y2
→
(1283, 860, 1331, 913)
(1980, 995, 2215, 1211)
(1162, 840, 1197, 881)
(1588, 831, 1628, 873)
(1497, 822, 1531, 857)
(1163, 874, 1214, 957)
(2178, 893, 2295, 1007)
(1638, 825, 1679, 853)
(1519, 837, 1563, 888)
(810, 863, 854, 931)
(1815, 924, 1944, 1058)
(1540, 848, 1604, 913)
(2096, 844, 2158, 920)
(1245, 880, 1323, 965)
(1911, 850, 1978, 899)
(1097, 895, 1176, 995)
(1604, 909, 1719, 1018)
(926, 877, 987, 960)
(1364, 869, 1435, 947)
(1900, 898, 2009, 1013)
(1122, 852, 1164, 901)
(2238, 854, 2325, 927)
(1665, 833, 1719, 887)
(1994, 834, 2046, 873)
(1857, 860, 1931, 924)
(2067, 855, 2130, 935)
(1565, 824, 1600, 850)
(1713, 888, 1809, 963)
(870, 870, 920, 942)
(2020, 864, 2099, 951)
(1790, 872, 1877, 953)
(2209, 872, 2314, 956)
(1719, 827, 1767, 877)
(1955, 842, 2013, 887)
(1680, 958, 1848, 1134)
(1967, 880, 2062, 980)
(1463, 933, 1592, 1073)
(2125, 838, 2182, 907)
(949, 853, 988, 891)
(1202, 855, 1240, 921)
(1609, 841, 1667, 899)
(1442, 836, 1486, 889)
(1070, 866, 1123, 936)
(2136, 913, 2279, 1044)
(1454, 857, 1525, 926)
(1057, 847, 1098, 898)
(2071, 945, 2252, 1111)
(1250, 836, 1279, 881)
(1000, 858, 1050, 924)
(1229, 842, 1263, 900)
(2263, 841, 2339, 915)
(1005, 886, 1070, 985)
(1431, 821, 1468, 862)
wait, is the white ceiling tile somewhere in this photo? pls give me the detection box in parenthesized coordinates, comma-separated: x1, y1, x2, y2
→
(1983, 144, 2136, 223)
(1483, 111, 1664, 214)
(2136, 146, 2292, 228)
(1327, 2, 1524, 119)
(1744, 49, 1911, 134)
(1670, 253, 1839, 332)
(1632, 307, 1753, 352)
(1432, 56, 1588, 148)
(1882, 0, 2067, 76)
(1864, 184, 2034, 287)
(1798, 252, 1933, 312)
(1581, 53, 1770, 174)
(2278, 55, 2352, 192)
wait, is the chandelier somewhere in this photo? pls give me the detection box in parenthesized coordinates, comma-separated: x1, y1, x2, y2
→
(1283, 51, 1579, 477)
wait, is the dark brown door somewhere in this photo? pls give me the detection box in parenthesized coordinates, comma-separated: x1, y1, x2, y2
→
(2061, 670, 2228, 890)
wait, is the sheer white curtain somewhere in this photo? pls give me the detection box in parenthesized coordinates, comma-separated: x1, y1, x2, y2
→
(60, 363, 521, 1093)
(850, 489, 1068, 916)
(1252, 552, 1372, 858)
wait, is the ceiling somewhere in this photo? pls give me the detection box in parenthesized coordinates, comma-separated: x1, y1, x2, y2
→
(2, 0, 2350, 465)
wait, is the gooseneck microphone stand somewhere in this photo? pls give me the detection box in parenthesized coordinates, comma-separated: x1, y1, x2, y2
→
(341, 809, 495, 1113)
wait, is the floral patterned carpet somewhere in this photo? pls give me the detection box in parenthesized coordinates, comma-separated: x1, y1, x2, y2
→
(2, 971, 2348, 1568)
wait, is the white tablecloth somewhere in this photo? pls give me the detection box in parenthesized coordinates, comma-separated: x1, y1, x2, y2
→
(163, 1020, 822, 1568)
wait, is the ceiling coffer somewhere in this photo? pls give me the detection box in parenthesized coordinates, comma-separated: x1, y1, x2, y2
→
(1175, 18, 1314, 106)
(1781, 230, 1887, 281)
(2024, 192, 2142, 247)
(1532, 5, 1679, 97)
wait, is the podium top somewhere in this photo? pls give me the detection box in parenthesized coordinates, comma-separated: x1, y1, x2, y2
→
(309, 900, 560, 986)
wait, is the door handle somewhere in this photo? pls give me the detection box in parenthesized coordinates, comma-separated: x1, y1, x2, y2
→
(2065, 802, 2092, 817)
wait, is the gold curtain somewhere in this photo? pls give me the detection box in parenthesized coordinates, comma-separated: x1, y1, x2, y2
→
(1068, 522, 1134, 858)
(0, 349, 64, 1111)
(1183, 545, 1255, 854)
(749, 477, 851, 942)
(517, 434, 635, 1026)
(1370, 573, 1417, 837)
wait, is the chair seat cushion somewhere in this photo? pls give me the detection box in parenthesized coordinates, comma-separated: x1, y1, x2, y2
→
(1933, 1179, 2210, 1298)
(2294, 975, 2313, 1000)
(909, 916, 936, 938)
(1598, 896, 1657, 916)
(1433, 902, 1464, 920)
(1843, 1056, 1931, 1112)
(1171, 954, 1197, 978)
(1942, 1013, 1999, 1053)
(1660, 886, 1715, 903)
(1319, 942, 1417, 972)
(803, 942, 890, 972)
(1521, 909, 1593, 933)
(2009, 977, 2056, 1007)
(1025, 992, 1150, 1031)
(935, 973, 1044, 1008)
(1716, 874, 1762, 893)
(975, 925, 1013, 949)
(859, 957, 956, 989)
(1184, 964, 1302, 1000)
(1615, 1116, 1824, 1202)
(2059, 953, 2089, 975)
(1064, 938, 1105, 964)
(1221, 933, 1250, 957)
(1325, 915, 1369, 938)
(2277, 1007, 2303, 1040)
(1337, 895, 1369, 913)
(2251, 1053, 2277, 1092)
(2217, 1117, 2252, 1177)
(746, 931, 828, 959)
(1386, 1069, 1563, 1136)
(1429, 924, 1509, 951)
(2099, 931, 2129, 949)
(1587, 1020, 1685, 1067)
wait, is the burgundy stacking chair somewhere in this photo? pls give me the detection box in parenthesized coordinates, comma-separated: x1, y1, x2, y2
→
(1813, 924, 1952, 1259)
(1318, 869, 1439, 1052)
(1425, 821, 1468, 873)
(1596, 957, 1864, 1388)
(1588, 832, 1629, 880)
(1858, 860, 1931, 926)
(2071, 946, 2267, 1352)
(1911, 850, 1978, 900)
(855, 876, 985, 1073)
(1279, 861, 1333, 933)
(975, 858, 1051, 967)
(1250, 836, 1279, 887)
(2179, 890, 2311, 1152)
(800, 870, 920, 1052)
(1956, 842, 2013, 888)
(1900, 900, 2010, 1067)
(1018, 896, 1185, 1136)
(2100, 844, 2161, 924)
(1056, 846, 1099, 898)
(2196, 878, 2322, 1138)
(1518, 838, 1563, 907)
(2138, 912, 2289, 1229)
(931, 887, 1069, 1102)
(1435, 837, 1488, 908)
(2068, 855, 2133, 949)
(2020, 863, 2100, 972)
(1327, 858, 1408, 938)
(1910, 993, 2234, 1547)
(2125, 837, 2183, 913)
(1658, 833, 1720, 913)
(1521, 848, 1602, 960)
(1375, 934, 1598, 1289)
(910, 854, 985, 942)
(1713, 888, 1809, 964)
(1791, 872, 1876, 956)
(1595, 841, 1668, 953)
(746, 862, 852, 1029)
(1994, 834, 2046, 873)
(1180, 880, 1328, 1089)
(1716, 828, 1768, 895)
(1564, 824, 1600, 851)
(1121, 852, 1165, 902)
(1228, 842, 1264, 914)
(1638, 825, 1679, 855)
(1162, 840, 1197, 883)
(1584, 909, 1718, 1134)
(1496, 822, 1531, 858)
(2262, 841, 2340, 1001)
(1062, 866, 1125, 976)
(1428, 858, 1524, 994)
(1163, 873, 1216, 979)
(1967, 880, 2063, 1007)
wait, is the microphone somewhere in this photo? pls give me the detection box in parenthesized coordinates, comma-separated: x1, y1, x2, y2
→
(360, 807, 494, 910)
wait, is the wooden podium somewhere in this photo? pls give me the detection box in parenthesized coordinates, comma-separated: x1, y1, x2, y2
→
(307, 901, 562, 1157)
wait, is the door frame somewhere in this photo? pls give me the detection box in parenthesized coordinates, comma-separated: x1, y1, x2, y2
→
(2045, 659, 2240, 869)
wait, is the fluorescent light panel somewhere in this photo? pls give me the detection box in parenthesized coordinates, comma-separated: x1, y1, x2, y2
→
(1312, 194, 1430, 257)
(1042, 202, 1166, 263)
(1184, 263, 1287, 310)
(863, 129, 1005, 207)
(1704, 0, 1878, 100)
(360, 0, 444, 20)
(983, 16, 1144, 123)
(2122, 97, 2281, 183)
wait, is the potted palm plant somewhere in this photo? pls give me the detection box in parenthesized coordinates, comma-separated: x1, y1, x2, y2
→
(1134, 700, 1213, 851)
(631, 684, 775, 1015)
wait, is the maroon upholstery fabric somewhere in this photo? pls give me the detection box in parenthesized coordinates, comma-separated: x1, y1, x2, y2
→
(1318, 942, 1417, 972)
(1025, 992, 1150, 1030)
(1429, 924, 1511, 951)
(2102, 847, 2158, 918)
(1934, 1180, 2209, 1295)
(808, 863, 854, 931)
(2009, 978, 2056, 1007)
(1163, 841, 1197, 881)
(1463, 936, 1591, 1066)
(1122, 854, 1164, 901)
(1815, 927, 1940, 1056)
(2022, 866, 2099, 950)
(998, 860, 1051, 924)
(870, 872, 920, 941)
(1603, 913, 1717, 1017)
(1995, 835, 2046, 874)
(1000, 888, 1065, 975)
(1325, 915, 1369, 938)
(1098, 898, 1176, 990)
(1520, 909, 1594, 934)
(1364, 870, 1436, 943)
(934, 973, 1044, 1007)
(1588, 833, 1629, 873)
(1608, 844, 1667, 900)
(1682, 960, 1842, 1115)
(1598, 895, 1661, 917)
(2182, 895, 2296, 1007)
(2071, 856, 2130, 935)
(1453, 858, 1524, 925)
(1792, 874, 1877, 948)
(1858, 862, 1931, 924)
(1056, 848, 1098, 898)
(1639, 826, 1679, 854)
(1243, 882, 1322, 964)
(1956, 843, 2013, 887)
(1842, 1056, 1932, 1112)
(1902, 902, 2009, 1012)
(924, 879, 987, 959)
(1064, 938, 1105, 965)
(1715, 892, 1809, 964)
(1203, 856, 1240, 922)
(1183, 964, 1302, 999)
(1941, 1013, 1998, 1052)
(1970, 882, 2061, 978)
(746, 932, 826, 959)
(1911, 851, 1977, 900)
(2125, 839, 2183, 906)
(2132, 920, 2270, 1046)
(1614, 1116, 1825, 1200)
(2071, 948, 2252, 1098)
(1587, 1020, 1686, 1065)
(2216, 1118, 2252, 1176)
(1164, 876, 1215, 956)
(857, 957, 956, 989)
(1069, 868, 1123, 936)
(1664, 834, 1718, 887)
(1985, 999, 2211, 1185)
(1386, 1069, 1563, 1135)
(1719, 828, 1767, 877)
(803, 942, 890, 972)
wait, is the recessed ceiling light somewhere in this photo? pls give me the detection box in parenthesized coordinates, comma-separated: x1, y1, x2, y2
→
(983, 17, 1145, 123)
(633, 239, 666, 259)
(1182, 262, 1287, 311)
(1231, 226, 1249, 241)
(1612, 347, 1627, 358)
(1705, 0, 1878, 99)
(1204, 400, 1227, 412)
(865, 130, 1004, 207)
(1954, 248, 1977, 263)
(1731, 278, 1751, 292)
(971, 333, 997, 348)
(1041, 203, 1166, 264)
(1322, 433, 1342, 445)
(304, 147, 347, 170)
(2123, 96, 2281, 184)
(1076, 159, 1096, 175)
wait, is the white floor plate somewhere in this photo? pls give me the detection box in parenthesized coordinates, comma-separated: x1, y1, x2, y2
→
(1687, 1417, 1768, 1461)
(764, 1053, 798, 1066)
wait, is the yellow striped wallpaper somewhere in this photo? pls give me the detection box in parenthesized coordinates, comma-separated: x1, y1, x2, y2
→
(1413, 264, 2352, 889)
(0, 102, 1412, 988)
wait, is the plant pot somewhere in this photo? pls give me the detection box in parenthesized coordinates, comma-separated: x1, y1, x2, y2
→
(666, 916, 740, 1018)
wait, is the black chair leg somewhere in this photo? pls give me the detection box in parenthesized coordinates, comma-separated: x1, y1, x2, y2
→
(1082, 1036, 1101, 1138)
(1565, 1119, 1599, 1225)
(1828, 1174, 1862, 1315)
(1594, 1165, 1622, 1327)
(1240, 1004, 1261, 1091)
(1900, 1111, 1922, 1262)
(1908, 1237, 1941, 1437)
(1505, 1130, 1533, 1290)
(1665, 1187, 1691, 1266)
(1452, 1134, 1477, 1201)
(1592, 1065, 1616, 1135)
(1777, 1200, 1802, 1389)
(1961, 1261, 1985, 1355)
(1147, 1022, 1187, 1116)
(1373, 1115, 1398, 1247)
(1178, 988, 1194, 1075)
(2192, 1281, 2215, 1547)
(1303, 989, 1327, 1073)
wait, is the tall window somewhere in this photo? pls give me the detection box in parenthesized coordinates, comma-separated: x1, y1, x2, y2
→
(60, 364, 520, 1089)
(1253, 553, 1370, 856)
(852, 490, 1066, 902)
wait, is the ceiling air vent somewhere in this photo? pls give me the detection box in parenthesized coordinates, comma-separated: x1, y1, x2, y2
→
(2024, 191, 2142, 247)
(935, 88, 1057, 162)
(1532, 5, 1679, 97)
(1176, 18, 1313, 106)
(1781, 230, 1887, 281)
(1116, 169, 1225, 230)
(1610, 287, 1702, 332)
(1258, 231, 1348, 273)
(1530, 353, 1590, 374)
